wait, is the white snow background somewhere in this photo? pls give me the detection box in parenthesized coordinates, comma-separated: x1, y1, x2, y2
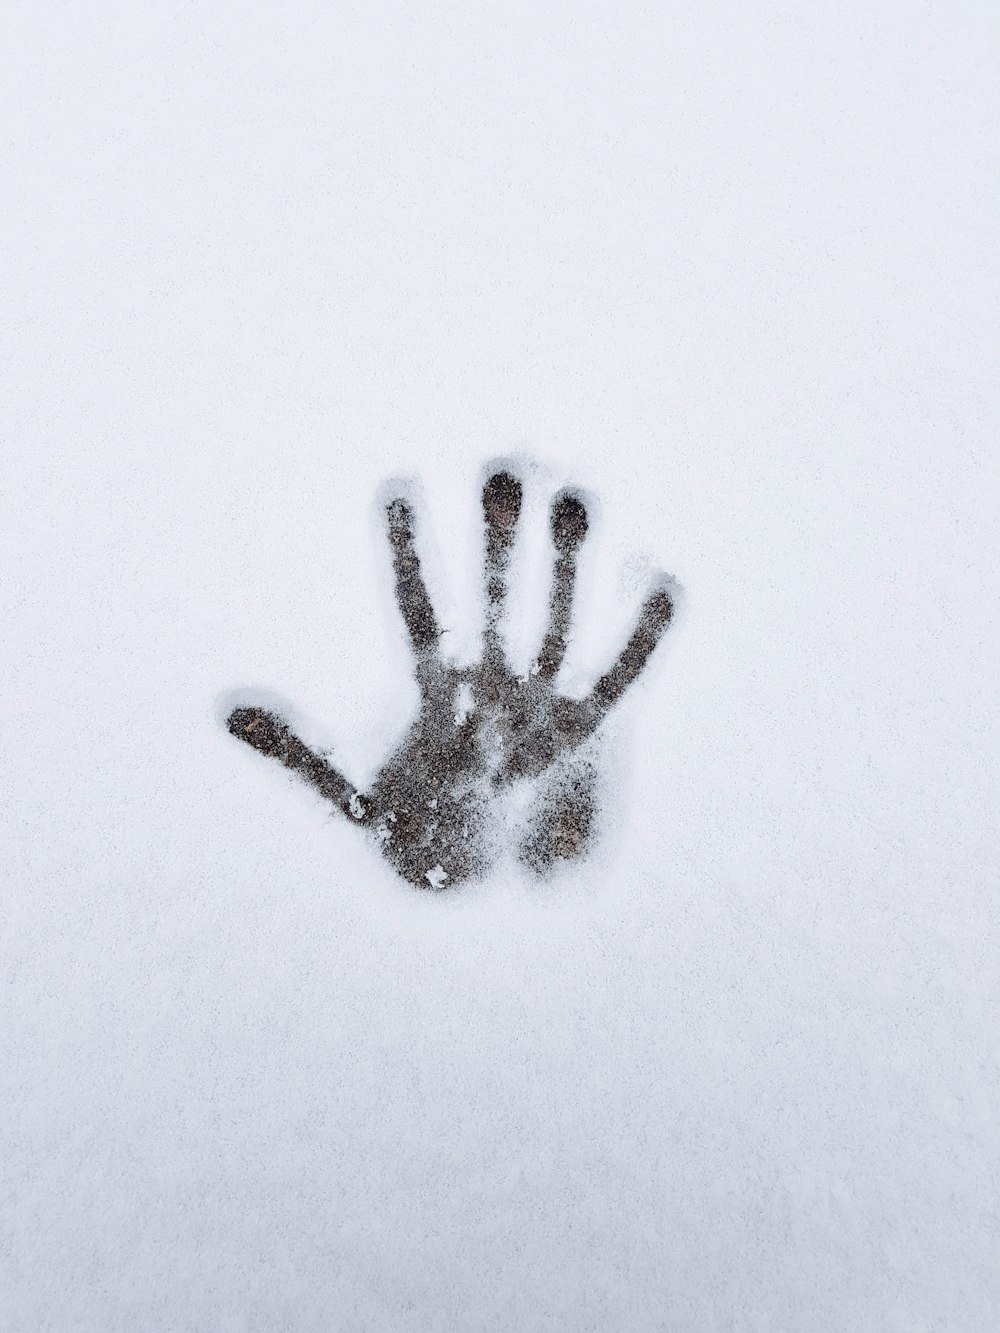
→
(3, 1, 999, 1328)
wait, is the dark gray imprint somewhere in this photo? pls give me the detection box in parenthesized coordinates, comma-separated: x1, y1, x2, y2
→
(227, 470, 675, 888)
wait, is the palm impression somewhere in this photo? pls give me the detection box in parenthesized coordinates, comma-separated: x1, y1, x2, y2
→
(227, 468, 678, 888)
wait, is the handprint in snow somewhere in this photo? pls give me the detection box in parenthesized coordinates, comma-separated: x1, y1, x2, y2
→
(227, 468, 678, 888)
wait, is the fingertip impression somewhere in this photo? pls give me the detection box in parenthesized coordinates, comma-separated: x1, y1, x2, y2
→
(550, 490, 589, 552)
(482, 470, 523, 531)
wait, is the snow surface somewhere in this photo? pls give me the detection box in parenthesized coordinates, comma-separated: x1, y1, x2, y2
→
(3, 1, 999, 1328)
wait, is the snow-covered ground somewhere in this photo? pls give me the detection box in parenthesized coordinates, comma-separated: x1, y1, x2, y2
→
(3, 2, 999, 1328)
